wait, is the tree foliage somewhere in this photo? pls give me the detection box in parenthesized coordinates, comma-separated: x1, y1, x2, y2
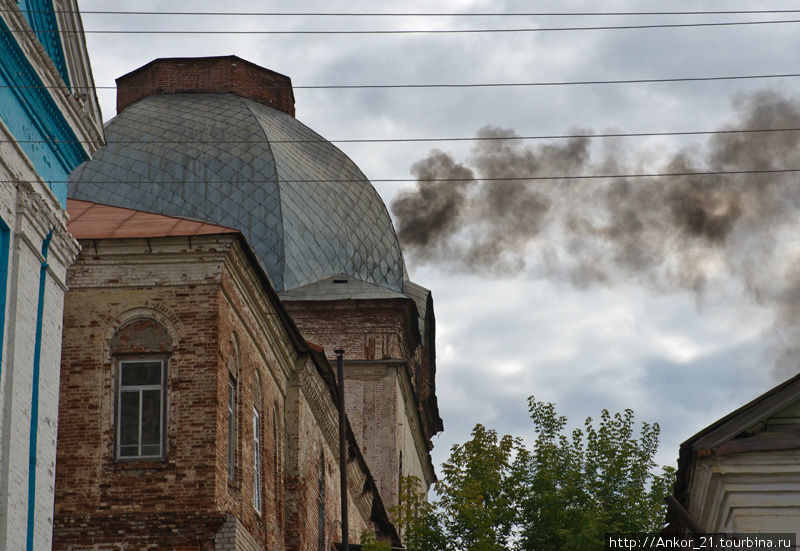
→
(517, 397, 675, 551)
(397, 397, 675, 551)
(360, 530, 392, 551)
(390, 475, 447, 551)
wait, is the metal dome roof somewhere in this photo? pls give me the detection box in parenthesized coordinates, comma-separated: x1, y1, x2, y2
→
(68, 93, 405, 292)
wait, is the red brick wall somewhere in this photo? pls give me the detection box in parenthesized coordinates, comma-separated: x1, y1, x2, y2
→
(283, 299, 419, 363)
(216, 242, 376, 550)
(283, 299, 436, 506)
(215, 261, 290, 550)
(54, 281, 222, 549)
(283, 298, 440, 443)
(54, 236, 392, 550)
(116, 56, 295, 116)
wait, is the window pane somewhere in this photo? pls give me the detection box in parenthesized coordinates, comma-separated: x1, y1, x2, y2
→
(141, 444, 161, 456)
(228, 380, 235, 480)
(119, 445, 138, 457)
(141, 389, 162, 449)
(119, 391, 139, 447)
(253, 410, 259, 442)
(254, 408, 261, 512)
(121, 361, 161, 386)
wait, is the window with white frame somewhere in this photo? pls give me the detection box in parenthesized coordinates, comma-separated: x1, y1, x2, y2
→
(227, 375, 236, 482)
(117, 359, 165, 459)
(273, 402, 280, 513)
(253, 371, 263, 513)
(253, 405, 262, 512)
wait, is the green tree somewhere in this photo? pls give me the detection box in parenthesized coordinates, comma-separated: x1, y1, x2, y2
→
(419, 397, 674, 551)
(390, 475, 447, 551)
(360, 530, 392, 551)
(436, 424, 521, 551)
(387, 398, 674, 551)
(517, 397, 675, 551)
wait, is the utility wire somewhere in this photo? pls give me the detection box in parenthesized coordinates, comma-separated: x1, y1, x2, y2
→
(6, 71, 800, 91)
(10, 9, 800, 16)
(24, 168, 800, 185)
(8, 18, 800, 34)
(9, 127, 800, 146)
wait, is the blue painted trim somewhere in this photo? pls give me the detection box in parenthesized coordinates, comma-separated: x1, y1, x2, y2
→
(0, 219, 8, 369)
(26, 228, 51, 551)
(0, 217, 9, 377)
(0, 13, 88, 208)
(22, 0, 70, 87)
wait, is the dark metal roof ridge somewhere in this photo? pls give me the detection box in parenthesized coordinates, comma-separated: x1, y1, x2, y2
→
(686, 370, 800, 451)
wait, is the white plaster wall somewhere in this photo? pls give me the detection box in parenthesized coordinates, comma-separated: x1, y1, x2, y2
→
(0, 2, 100, 547)
(0, 182, 77, 551)
(688, 450, 800, 549)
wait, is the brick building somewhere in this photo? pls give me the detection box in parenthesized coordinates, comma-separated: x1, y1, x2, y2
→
(60, 56, 442, 549)
(55, 200, 398, 550)
(0, 1, 103, 549)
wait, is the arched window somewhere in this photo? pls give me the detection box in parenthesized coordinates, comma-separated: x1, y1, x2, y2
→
(253, 371, 263, 514)
(110, 317, 172, 461)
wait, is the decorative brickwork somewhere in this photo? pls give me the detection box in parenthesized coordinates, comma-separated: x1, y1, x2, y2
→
(109, 318, 173, 354)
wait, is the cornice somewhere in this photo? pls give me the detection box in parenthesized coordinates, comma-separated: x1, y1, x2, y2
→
(297, 358, 340, 460)
(395, 362, 438, 485)
(20, 0, 70, 85)
(0, 3, 96, 171)
(222, 240, 296, 388)
(16, 182, 69, 237)
(52, 0, 103, 136)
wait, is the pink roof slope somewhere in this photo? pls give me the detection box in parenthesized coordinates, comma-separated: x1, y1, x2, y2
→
(67, 199, 239, 239)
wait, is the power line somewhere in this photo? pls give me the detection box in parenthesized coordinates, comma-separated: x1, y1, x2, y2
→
(6, 71, 800, 91)
(9, 127, 800, 146)
(11, 9, 800, 16)
(29, 168, 800, 185)
(7, 18, 800, 34)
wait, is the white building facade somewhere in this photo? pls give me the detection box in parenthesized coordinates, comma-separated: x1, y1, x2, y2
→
(0, 1, 103, 549)
(667, 374, 800, 549)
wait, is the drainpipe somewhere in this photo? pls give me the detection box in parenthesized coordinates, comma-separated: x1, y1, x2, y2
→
(26, 228, 52, 551)
(335, 349, 348, 551)
(0, 220, 10, 374)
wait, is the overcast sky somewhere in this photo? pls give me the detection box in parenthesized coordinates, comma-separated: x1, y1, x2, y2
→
(75, 0, 800, 473)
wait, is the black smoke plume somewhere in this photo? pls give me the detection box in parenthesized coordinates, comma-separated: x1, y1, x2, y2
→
(391, 89, 800, 378)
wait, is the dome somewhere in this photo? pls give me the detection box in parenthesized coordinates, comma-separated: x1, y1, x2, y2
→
(68, 91, 406, 293)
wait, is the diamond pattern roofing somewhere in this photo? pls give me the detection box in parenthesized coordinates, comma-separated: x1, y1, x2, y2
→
(69, 93, 405, 292)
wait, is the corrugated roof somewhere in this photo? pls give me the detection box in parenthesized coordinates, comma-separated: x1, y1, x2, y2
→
(67, 198, 238, 239)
